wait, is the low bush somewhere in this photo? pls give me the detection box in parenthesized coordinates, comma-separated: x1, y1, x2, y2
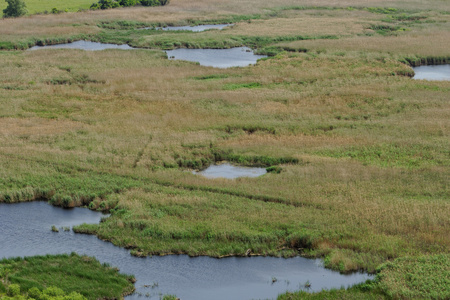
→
(7, 284, 20, 296)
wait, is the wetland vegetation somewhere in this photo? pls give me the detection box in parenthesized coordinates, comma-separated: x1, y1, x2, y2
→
(0, 253, 135, 299)
(0, 201, 373, 299)
(0, 0, 449, 299)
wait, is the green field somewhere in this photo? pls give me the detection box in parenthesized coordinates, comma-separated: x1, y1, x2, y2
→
(0, 0, 94, 15)
(0, 0, 449, 299)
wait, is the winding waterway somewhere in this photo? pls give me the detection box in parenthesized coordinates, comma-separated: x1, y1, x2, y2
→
(28, 42, 265, 68)
(140, 24, 233, 32)
(0, 202, 373, 300)
(29, 40, 134, 51)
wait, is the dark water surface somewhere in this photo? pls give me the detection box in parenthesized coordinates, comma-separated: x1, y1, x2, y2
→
(140, 24, 232, 32)
(166, 47, 267, 68)
(29, 41, 134, 51)
(413, 65, 450, 81)
(0, 202, 373, 300)
(194, 163, 267, 179)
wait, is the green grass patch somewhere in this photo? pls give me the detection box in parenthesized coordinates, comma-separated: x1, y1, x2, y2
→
(0, 161, 143, 209)
(377, 254, 450, 299)
(222, 124, 276, 135)
(223, 82, 261, 90)
(279, 254, 450, 299)
(0, 253, 135, 299)
(0, 35, 93, 51)
(368, 24, 408, 36)
(95, 27, 337, 51)
(192, 74, 230, 80)
(366, 7, 400, 14)
(213, 149, 299, 167)
(0, 0, 94, 15)
(278, 282, 386, 300)
(316, 144, 448, 168)
(400, 55, 450, 67)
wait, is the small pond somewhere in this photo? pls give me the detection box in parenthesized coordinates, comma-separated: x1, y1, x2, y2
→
(0, 202, 373, 300)
(413, 65, 450, 81)
(194, 163, 267, 179)
(140, 24, 233, 32)
(166, 47, 267, 68)
(29, 40, 134, 51)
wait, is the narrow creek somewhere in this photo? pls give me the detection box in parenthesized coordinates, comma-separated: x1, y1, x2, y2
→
(0, 202, 373, 300)
(28, 41, 265, 68)
(29, 40, 134, 51)
(140, 24, 233, 31)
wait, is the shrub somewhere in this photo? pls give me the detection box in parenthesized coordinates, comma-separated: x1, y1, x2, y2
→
(7, 284, 21, 296)
(90, 0, 121, 9)
(139, 0, 159, 6)
(64, 292, 87, 300)
(266, 166, 282, 174)
(2, 0, 27, 17)
(89, 2, 100, 9)
(43, 286, 65, 297)
(140, 0, 168, 6)
(119, 0, 137, 6)
(28, 287, 42, 299)
(90, 0, 167, 9)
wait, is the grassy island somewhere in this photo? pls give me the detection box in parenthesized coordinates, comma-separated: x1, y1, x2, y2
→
(0, 253, 135, 299)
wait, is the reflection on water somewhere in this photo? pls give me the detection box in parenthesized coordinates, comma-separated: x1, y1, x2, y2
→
(166, 47, 267, 68)
(29, 41, 134, 51)
(194, 163, 267, 179)
(0, 202, 373, 300)
(413, 65, 450, 81)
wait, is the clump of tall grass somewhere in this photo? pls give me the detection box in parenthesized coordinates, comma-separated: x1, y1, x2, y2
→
(0, 187, 54, 203)
(213, 149, 299, 167)
(401, 55, 450, 67)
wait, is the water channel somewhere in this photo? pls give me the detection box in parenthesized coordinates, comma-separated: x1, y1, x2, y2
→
(28, 41, 265, 68)
(140, 24, 233, 32)
(412, 64, 450, 81)
(194, 163, 267, 179)
(0, 202, 373, 300)
(29, 40, 134, 51)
